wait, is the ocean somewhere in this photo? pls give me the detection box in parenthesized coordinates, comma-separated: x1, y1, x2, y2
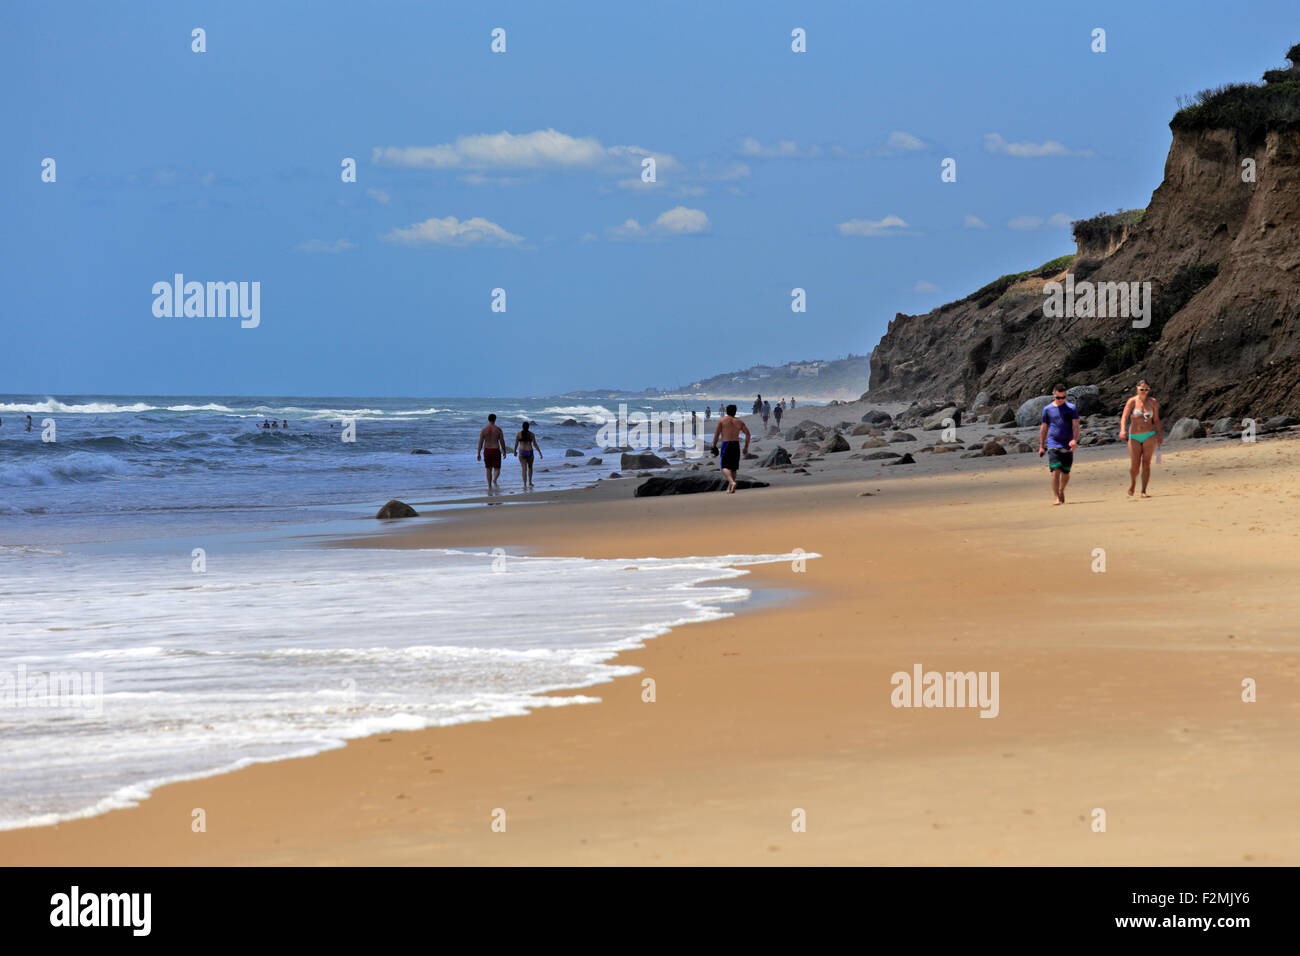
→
(0, 394, 797, 830)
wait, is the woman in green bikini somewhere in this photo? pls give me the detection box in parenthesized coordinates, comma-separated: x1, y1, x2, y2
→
(1119, 380, 1163, 498)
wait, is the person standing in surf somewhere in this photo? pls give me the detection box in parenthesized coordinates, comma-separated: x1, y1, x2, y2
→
(513, 420, 542, 490)
(1119, 380, 1163, 498)
(710, 403, 752, 494)
(477, 413, 507, 492)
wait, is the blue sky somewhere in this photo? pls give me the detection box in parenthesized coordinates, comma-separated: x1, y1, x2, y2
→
(3, 0, 1296, 397)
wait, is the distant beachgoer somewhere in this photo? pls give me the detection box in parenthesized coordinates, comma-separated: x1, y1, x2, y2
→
(711, 403, 752, 494)
(773, 402, 784, 427)
(27, 415, 33, 432)
(513, 420, 542, 489)
(761, 400, 771, 426)
(705, 406, 711, 421)
(1037, 384, 1080, 505)
(477, 413, 507, 491)
(753, 394, 762, 415)
(282, 420, 288, 429)
(790, 397, 796, 409)
(270, 420, 278, 428)
(1119, 379, 1163, 498)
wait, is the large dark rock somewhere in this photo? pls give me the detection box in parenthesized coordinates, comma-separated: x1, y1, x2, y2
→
(1263, 414, 1300, 431)
(863, 450, 902, 460)
(889, 431, 917, 443)
(634, 471, 769, 497)
(410, 449, 432, 455)
(1016, 396, 1054, 428)
(376, 499, 418, 519)
(983, 441, 1008, 456)
(1066, 384, 1104, 415)
(587, 457, 602, 465)
(987, 404, 1016, 425)
(758, 446, 792, 467)
(860, 410, 893, 424)
(883, 453, 916, 466)
(1168, 417, 1206, 440)
(621, 451, 669, 470)
(820, 432, 851, 453)
(564, 449, 583, 457)
(560, 418, 580, 426)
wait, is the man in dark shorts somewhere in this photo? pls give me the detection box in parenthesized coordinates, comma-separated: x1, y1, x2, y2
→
(477, 413, 507, 492)
(1038, 384, 1080, 505)
(710, 403, 752, 494)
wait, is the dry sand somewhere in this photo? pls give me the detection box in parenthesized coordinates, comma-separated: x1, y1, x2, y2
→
(3, 433, 1298, 865)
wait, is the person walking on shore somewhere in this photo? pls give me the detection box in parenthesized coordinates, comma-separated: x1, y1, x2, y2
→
(1037, 384, 1080, 505)
(753, 394, 762, 415)
(710, 403, 752, 494)
(761, 400, 771, 428)
(513, 420, 542, 490)
(477, 413, 508, 492)
(1119, 380, 1163, 498)
(705, 406, 711, 422)
(773, 401, 784, 429)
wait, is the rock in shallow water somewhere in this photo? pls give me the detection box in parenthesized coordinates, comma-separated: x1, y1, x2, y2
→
(633, 471, 770, 496)
(376, 499, 418, 518)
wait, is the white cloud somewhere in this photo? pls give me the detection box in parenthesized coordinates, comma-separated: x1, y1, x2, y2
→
(1007, 216, 1045, 231)
(838, 214, 909, 237)
(655, 206, 709, 234)
(964, 215, 988, 229)
(366, 188, 390, 205)
(295, 238, 355, 253)
(914, 280, 940, 293)
(1007, 212, 1073, 231)
(983, 133, 1093, 158)
(887, 131, 926, 151)
(373, 129, 675, 173)
(380, 216, 523, 246)
(738, 137, 821, 158)
(608, 207, 710, 240)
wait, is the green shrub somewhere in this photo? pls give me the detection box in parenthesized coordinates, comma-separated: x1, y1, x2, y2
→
(1170, 79, 1300, 141)
(1072, 209, 1145, 247)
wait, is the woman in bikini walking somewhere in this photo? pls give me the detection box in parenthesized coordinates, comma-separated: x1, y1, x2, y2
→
(513, 420, 542, 490)
(1119, 380, 1163, 498)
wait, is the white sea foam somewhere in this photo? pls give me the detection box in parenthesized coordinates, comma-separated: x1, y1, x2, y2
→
(0, 545, 811, 830)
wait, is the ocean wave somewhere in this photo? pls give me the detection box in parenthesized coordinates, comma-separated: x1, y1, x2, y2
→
(536, 404, 616, 421)
(0, 452, 144, 487)
(0, 399, 157, 415)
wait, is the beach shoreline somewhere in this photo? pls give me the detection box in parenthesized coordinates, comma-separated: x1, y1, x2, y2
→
(2, 433, 1298, 865)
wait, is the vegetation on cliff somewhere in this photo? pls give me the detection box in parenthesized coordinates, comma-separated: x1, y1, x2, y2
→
(1071, 208, 1145, 248)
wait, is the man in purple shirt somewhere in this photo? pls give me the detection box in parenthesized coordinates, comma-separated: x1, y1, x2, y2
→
(1038, 384, 1080, 505)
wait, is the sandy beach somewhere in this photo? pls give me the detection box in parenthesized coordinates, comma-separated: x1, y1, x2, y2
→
(3, 422, 1297, 867)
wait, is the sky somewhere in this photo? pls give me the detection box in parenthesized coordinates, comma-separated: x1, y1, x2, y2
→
(3, 0, 1297, 397)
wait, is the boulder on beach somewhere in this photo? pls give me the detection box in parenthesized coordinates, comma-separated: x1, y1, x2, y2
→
(860, 437, 889, 449)
(1168, 417, 1206, 440)
(376, 499, 418, 519)
(1263, 414, 1300, 431)
(560, 418, 580, 426)
(987, 404, 1016, 425)
(1066, 384, 1103, 416)
(1015, 395, 1054, 427)
(889, 431, 917, 443)
(1212, 417, 1235, 435)
(608, 471, 622, 478)
(621, 451, 669, 470)
(922, 406, 958, 430)
(850, 423, 873, 436)
(970, 391, 991, 410)
(983, 441, 1007, 456)
(565, 449, 583, 457)
(634, 471, 769, 497)
(863, 450, 902, 460)
(860, 410, 893, 424)
(820, 432, 851, 453)
(883, 453, 916, 466)
(410, 449, 432, 455)
(587, 457, 602, 465)
(758, 446, 792, 468)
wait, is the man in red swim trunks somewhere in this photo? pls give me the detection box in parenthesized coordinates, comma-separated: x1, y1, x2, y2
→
(477, 413, 508, 492)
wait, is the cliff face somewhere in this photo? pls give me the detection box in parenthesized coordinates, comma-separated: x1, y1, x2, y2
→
(868, 125, 1300, 418)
